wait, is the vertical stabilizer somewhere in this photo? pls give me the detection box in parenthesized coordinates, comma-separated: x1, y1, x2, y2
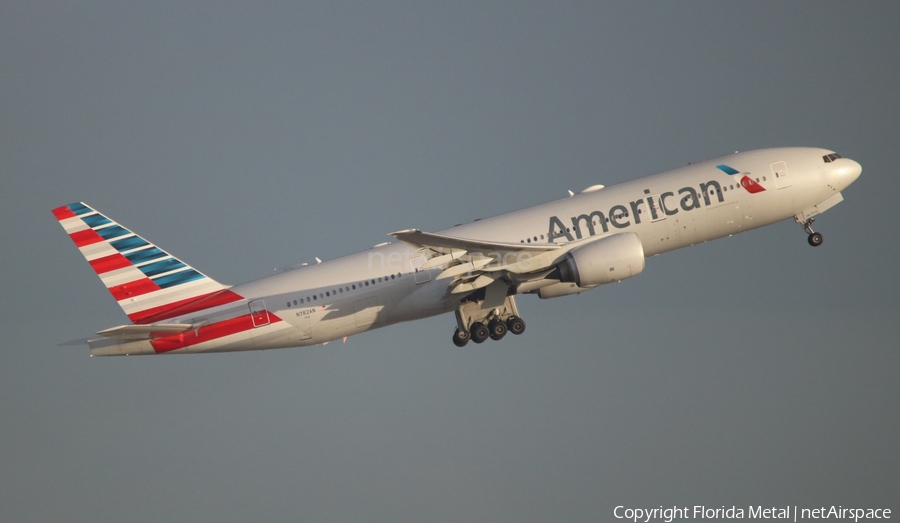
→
(52, 202, 242, 324)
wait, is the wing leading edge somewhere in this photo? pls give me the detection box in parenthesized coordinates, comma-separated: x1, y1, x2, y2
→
(390, 229, 559, 255)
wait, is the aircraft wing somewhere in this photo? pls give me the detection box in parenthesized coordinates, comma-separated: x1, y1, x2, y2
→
(390, 228, 566, 297)
(96, 323, 197, 340)
(390, 229, 558, 255)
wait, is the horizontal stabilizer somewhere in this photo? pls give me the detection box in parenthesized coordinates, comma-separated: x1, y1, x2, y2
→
(58, 337, 98, 347)
(96, 323, 197, 340)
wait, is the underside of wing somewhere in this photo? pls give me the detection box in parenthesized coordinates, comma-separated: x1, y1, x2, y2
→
(390, 228, 566, 297)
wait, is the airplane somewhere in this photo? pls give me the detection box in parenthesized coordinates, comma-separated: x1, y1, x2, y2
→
(53, 147, 861, 356)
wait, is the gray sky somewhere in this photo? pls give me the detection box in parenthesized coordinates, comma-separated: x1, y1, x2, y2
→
(2, 2, 898, 522)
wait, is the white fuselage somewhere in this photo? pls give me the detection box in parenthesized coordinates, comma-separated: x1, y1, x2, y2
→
(89, 147, 861, 356)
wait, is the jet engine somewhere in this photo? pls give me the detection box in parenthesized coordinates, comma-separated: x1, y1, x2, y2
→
(555, 232, 645, 288)
(535, 281, 596, 299)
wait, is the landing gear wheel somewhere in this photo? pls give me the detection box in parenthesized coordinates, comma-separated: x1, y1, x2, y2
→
(452, 328, 470, 347)
(506, 316, 526, 335)
(470, 322, 490, 344)
(808, 232, 824, 247)
(800, 217, 823, 247)
(488, 320, 508, 341)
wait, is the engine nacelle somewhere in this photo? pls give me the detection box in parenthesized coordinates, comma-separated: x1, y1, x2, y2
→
(536, 282, 597, 299)
(556, 232, 645, 288)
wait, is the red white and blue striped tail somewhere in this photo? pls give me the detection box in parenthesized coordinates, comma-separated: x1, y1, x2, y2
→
(52, 202, 243, 325)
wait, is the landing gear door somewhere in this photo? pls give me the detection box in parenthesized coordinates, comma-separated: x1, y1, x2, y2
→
(771, 161, 791, 189)
(249, 299, 270, 327)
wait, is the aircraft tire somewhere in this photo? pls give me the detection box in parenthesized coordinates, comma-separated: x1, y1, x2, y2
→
(507, 317, 526, 335)
(808, 232, 824, 247)
(471, 322, 490, 344)
(488, 320, 508, 341)
(452, 328, 470, 347)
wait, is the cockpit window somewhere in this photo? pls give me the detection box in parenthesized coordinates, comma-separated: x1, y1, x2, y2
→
(823, 153, 843, 163)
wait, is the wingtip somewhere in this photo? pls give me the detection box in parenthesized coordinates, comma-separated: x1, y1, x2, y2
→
(389, 228, 420, 237)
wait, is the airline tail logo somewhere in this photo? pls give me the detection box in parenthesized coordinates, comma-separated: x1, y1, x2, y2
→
(716, 164, 766, 194)
(52, 202, 241, 324)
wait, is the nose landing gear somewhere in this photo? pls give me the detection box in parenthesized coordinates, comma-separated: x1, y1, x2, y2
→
(808, 231, 824, 247)
(800, 217, 824, 247)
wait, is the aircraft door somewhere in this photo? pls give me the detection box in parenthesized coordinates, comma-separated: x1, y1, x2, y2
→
(249, 299, 270, 327)
(649, 193, 666, 222)
(771, 161, 791, 189)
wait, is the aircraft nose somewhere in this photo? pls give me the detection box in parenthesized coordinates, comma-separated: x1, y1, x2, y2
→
(828, 158, 862, 190)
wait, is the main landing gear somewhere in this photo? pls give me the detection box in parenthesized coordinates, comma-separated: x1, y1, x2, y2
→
(452, 316, 526, 347)
(800, 217, 824, 247)
(451, 296, 526, 347)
